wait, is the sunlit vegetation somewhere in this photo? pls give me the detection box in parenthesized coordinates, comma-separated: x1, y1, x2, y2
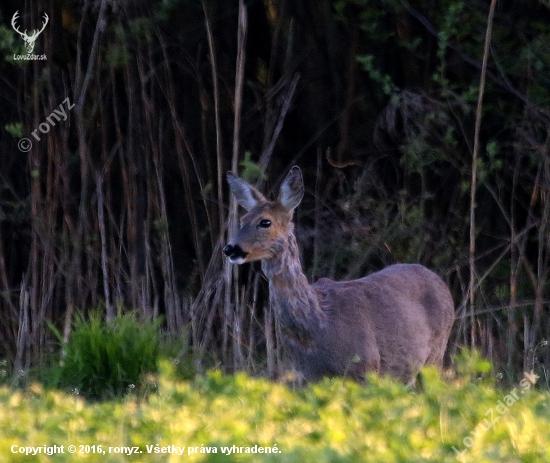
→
(1, 353, 550, 462)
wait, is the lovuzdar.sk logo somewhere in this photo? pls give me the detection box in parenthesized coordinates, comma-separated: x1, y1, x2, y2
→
(11, 10, 48, 61)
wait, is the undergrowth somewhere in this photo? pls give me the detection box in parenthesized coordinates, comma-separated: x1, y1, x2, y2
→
(47, 313, 162, 400)
(1, 356, 549, 462)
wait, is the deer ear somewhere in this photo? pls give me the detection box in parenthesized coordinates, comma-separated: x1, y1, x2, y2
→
(227, 172, 267, 211)
(278, 166, 304, 212)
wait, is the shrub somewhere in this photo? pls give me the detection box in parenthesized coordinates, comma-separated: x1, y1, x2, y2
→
(50, 312, 161, 400)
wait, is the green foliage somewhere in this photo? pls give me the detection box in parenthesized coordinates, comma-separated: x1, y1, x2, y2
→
(356, 54, 396, 96)
(239, 151, 266, 183)
(158, 336, 199, 381)
(435, 2, 465, 68)
(153, 218, 169, 234)
(155, 0, 192, 22)
(106, 42, 131, 70)
(1, 356, 549, 462)
(332, 0, 348, 22)
(0, 360, 7, 386)
(485, 141, 501, 171)
(454, 349, 493, 379)
(0, 12, 25, 64)
(4, 122, 22, 138)
(49, 313, 161, 400)
(105, 19, 153, 70)
(106, 24, 131, 70)
(201, 182, 213, 199)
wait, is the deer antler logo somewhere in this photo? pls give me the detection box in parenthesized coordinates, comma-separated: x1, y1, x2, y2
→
(11, 11, 49, 55)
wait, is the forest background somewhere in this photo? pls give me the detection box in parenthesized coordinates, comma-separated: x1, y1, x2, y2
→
(1, 0, 549, 388)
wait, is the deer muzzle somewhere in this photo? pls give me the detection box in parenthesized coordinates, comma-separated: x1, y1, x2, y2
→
(223, 244, 248, 264)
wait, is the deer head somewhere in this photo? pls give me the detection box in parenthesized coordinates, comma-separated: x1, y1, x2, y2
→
(11, 11, 49, 55)
(223, 166, 304, 265)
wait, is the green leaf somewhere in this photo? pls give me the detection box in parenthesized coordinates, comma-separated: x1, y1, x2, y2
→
(239, 151, 266, 182)
(4, 122, 22, 138)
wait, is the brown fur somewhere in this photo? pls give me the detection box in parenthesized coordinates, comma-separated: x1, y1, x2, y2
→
(224, 167, 455, 384)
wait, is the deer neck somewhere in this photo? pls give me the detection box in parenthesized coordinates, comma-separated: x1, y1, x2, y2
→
(261, 229, 326, 338)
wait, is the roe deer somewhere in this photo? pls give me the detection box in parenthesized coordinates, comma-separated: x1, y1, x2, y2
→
(223, 166, 454, 384)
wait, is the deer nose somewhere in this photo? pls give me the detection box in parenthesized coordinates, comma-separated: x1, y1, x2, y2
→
(223, 244, 248, 260)
(223, 244, 234, 256)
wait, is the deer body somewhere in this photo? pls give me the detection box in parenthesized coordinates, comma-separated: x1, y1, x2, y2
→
(224, 167, 454, 384)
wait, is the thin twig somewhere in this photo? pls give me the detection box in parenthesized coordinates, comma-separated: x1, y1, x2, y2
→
(224, 0, 248, 367)
(468, 0, 498, 348)
(203, 2, 224, 233)
(96, 171, 113, 321)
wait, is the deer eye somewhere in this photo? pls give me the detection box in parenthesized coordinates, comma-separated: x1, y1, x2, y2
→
(258, 219, 271, 229)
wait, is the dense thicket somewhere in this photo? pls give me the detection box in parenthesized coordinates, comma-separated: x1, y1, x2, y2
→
(1, 0, 549, 386)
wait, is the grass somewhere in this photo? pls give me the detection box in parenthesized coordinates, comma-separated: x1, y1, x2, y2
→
(47, 312, 161, 400)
